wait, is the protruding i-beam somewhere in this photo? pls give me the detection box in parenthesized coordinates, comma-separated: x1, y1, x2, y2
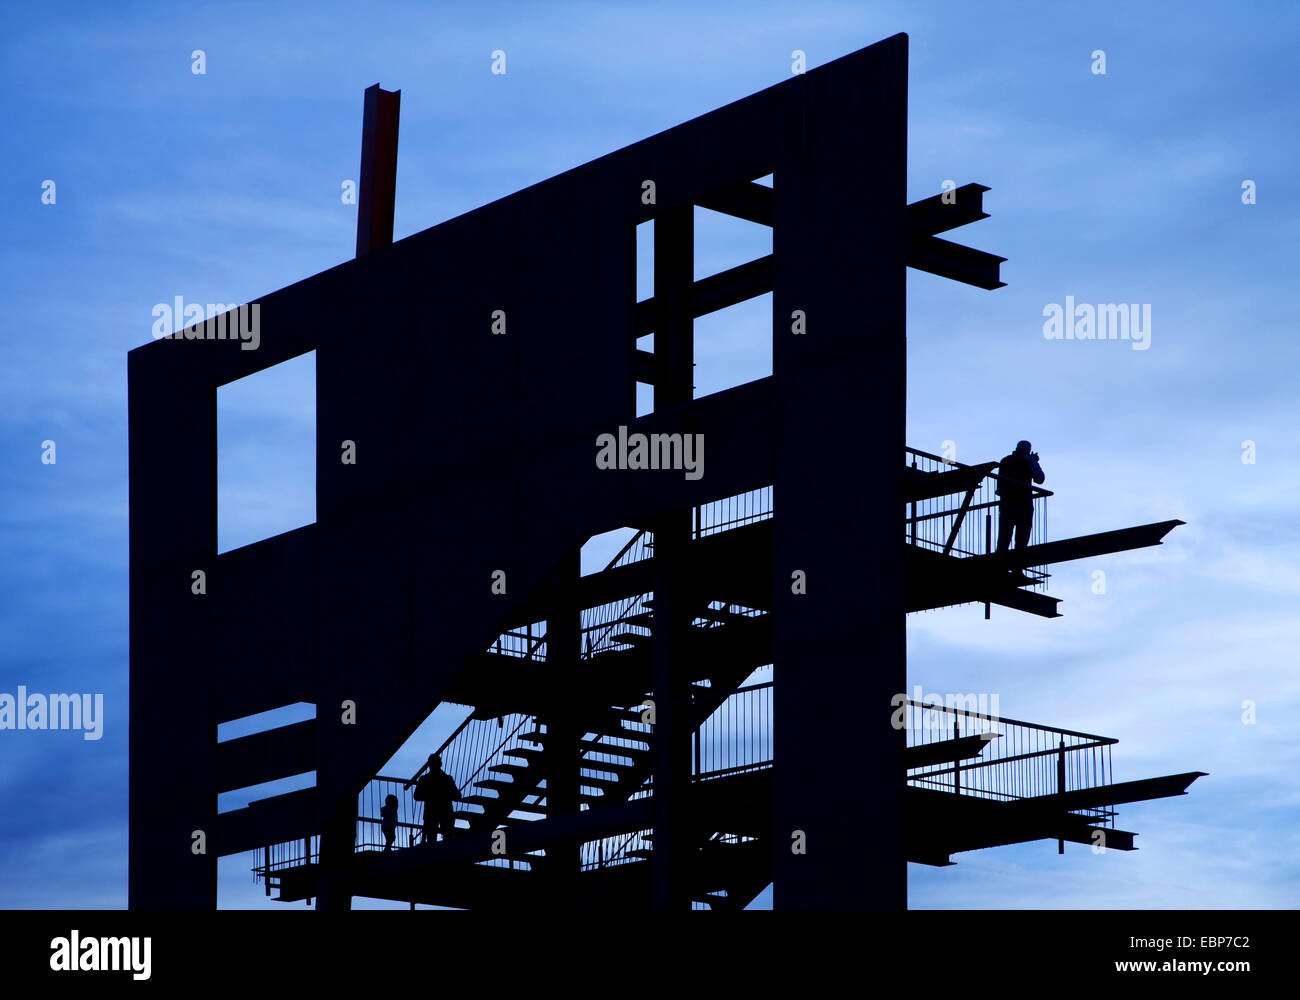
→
(356, 83, 401, 256)
(985, 520, 1185, 571)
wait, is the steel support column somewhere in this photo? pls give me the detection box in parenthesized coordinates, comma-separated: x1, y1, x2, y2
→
(541, 548, 583, 887)
(771, 34, 909, 909)
(650, 201, 695, 909)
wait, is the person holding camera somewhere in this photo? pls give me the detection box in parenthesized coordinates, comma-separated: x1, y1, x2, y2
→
(995, 440, 1045, 553)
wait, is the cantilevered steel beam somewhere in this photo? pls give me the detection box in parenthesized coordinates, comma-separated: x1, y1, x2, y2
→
(906, 787, 1142, 859)
(984, 586, 1062, 618)
(905, 183, 991, 237)
(905, 546, 1062, 617)
(906, 235, 1007, 289)
(692, 179, 1004, 291)
(1012, 771, 1207, 813)
(639, 180, 1001, 345)
(696, 179, 990, 238)
(982, 520, 1185, 571)
(631, 231, 1004, 339)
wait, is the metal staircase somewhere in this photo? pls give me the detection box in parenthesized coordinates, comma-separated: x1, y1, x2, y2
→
(250, 462, 1199, 908)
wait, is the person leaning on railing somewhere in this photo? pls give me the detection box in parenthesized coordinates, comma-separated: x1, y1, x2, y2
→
(995, 440, 1045, 553)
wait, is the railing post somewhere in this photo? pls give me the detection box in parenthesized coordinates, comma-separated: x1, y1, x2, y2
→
(909, 456, 917, 547)
(953, 717, 961, 795)
(263, 845, 271, 896)
(1057, 738, 1066, 855)
(984, 513, 992, 619)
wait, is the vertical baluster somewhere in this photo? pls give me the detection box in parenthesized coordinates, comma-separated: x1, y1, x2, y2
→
(1057, 737, 1066, 854)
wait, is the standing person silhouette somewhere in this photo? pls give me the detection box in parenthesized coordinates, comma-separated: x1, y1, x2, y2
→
(411, 754, 460, 845)
(996, 440, 1045, 553)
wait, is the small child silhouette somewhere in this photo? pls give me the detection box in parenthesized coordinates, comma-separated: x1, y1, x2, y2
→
(381, 794, 399, 851)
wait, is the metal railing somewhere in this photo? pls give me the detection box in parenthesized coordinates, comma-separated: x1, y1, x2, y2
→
(490, 620, 548, 660)
(251, 836, 318, 898)
(902, 698, 1116, 829)
(905, 447, 1051, 593)
(695, 486, 773, 538)
(581, 672, 775, 872)
(438, 713, 537, 825)
(695, 674, 772, 778)
(356, 775, 428, 851)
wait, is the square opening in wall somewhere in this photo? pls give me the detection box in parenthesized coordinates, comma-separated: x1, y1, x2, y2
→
(217, 351, 316, 554)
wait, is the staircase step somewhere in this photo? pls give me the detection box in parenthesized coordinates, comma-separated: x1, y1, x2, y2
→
(697, 605, 764, 624)
(473, 779, 516, 793)
(521, 731, 652, 749)
(580, 775, 626, 791)
(462, 795, 547, 817)
(594, 706, 649, 726)
(581, 759, 643, 776)
(611, 631, 652, 648)
(595, 729, 653, 745)
(502, 747, 545, 762)
(595, 732, 653, 750)
(487, 764, 532, 777)
(581, 746, 651, 766)
(466, 802, 546, 820)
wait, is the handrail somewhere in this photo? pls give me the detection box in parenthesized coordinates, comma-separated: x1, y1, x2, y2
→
(433, 713, 476, 758)
(436, 536, 650, 786)
(914, 742, 1111, 779)
(902, 698, 1115, 743)
(490, 529, 650, 663)
(906, 446, 1053, 498)
(903, 698, 1116, 817)
(461, 715, 532, 791)
(603, 527, 650, 572)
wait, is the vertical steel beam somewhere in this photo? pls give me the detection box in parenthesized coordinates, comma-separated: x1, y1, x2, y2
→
(315, 805, 355, 910)
(542, 548, 583, 887)
(771, 35, 909, 909)
(650, 201, 695, 909)
(356, 84, 401, 257)
(128, 358, 218, 909)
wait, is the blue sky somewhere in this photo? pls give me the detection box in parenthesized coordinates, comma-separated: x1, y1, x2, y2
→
(2, 0, 1298, 909)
